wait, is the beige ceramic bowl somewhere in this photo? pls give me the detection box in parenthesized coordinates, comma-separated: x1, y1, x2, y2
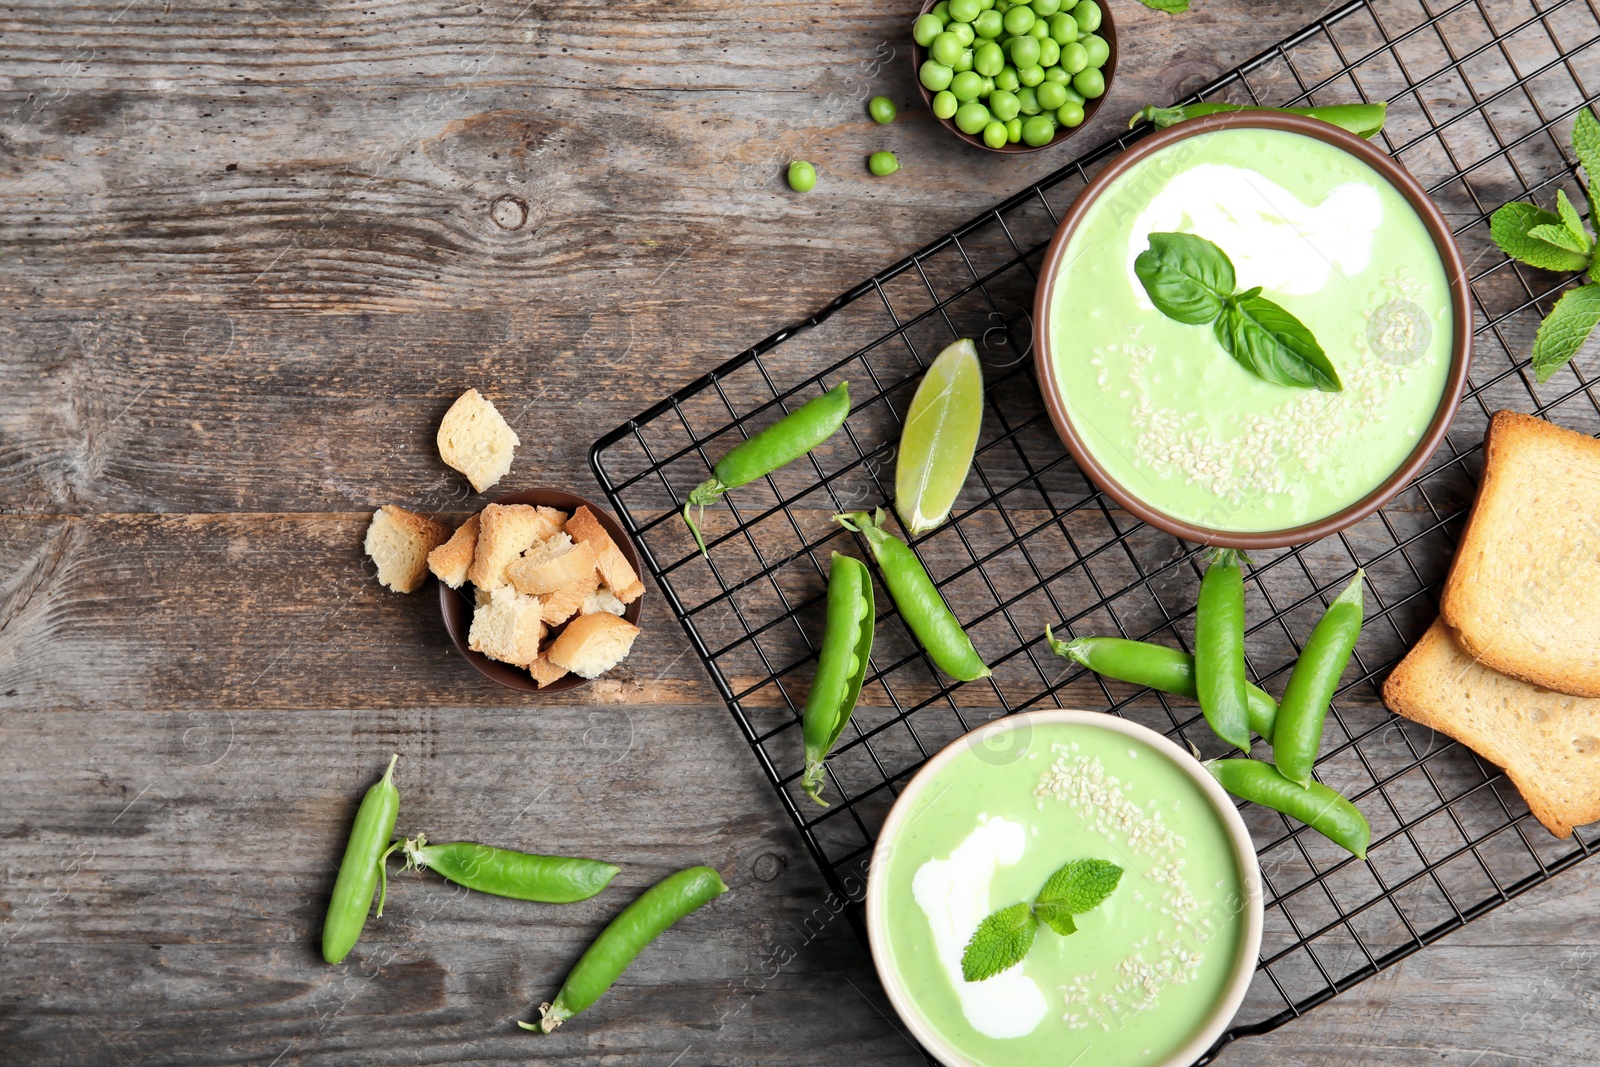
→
(864, 709, 1264, 1067)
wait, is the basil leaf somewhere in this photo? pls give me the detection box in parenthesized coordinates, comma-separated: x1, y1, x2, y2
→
(1529, 222, 1590, 255)
(1214, 292, 1343, 391)
(1134, 232, 1235, 325)
(1491, 202, 1591, 272)
(1531, 283, 1600, 382)
(961, 902, 1037, 983)
(1036, 858, 1124, 914)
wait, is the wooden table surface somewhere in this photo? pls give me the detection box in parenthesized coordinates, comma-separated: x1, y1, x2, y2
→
(4, 0, 1599, 1063)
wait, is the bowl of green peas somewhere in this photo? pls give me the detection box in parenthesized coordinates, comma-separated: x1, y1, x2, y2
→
(911, 0, 1115, 152)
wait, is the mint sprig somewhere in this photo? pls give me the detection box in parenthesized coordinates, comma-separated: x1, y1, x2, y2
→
(1134, 232, 1342, 391)
(1489, 106, 1600, 382)
(959, 858, 1124, 983)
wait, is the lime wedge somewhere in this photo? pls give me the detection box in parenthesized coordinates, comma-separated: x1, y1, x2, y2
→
(895, 338, 984, 537)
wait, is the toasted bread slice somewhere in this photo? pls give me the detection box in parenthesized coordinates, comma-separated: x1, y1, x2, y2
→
(566, 506, 644, 604)
(581, 586, 627, 617)
(364, 505, 450, 593)
(467, 504, 564, 590)
(468, 585, 545, 667)
(1383, 620, 1600, 838)
(529, 654, 569, 689)
(547, 611, 640, 679)
(438, 389, 521, 493)
(508, 535, 594, 595)
(539, 571, 600, 626)
(427, 512, 481, 589)
(1440, 411, 1600, 698)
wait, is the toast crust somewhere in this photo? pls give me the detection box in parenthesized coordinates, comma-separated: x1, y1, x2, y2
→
(365, 505, 450, 594)
(1383, 620, 1600, 838)
(566, 506, 645, 603)
(427, 512, 481, 589)
(1440, 411, 1600, 698)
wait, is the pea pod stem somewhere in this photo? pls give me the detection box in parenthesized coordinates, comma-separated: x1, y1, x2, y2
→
(521, 866, 729, 1033)
(1208, 757, 1371, 859)
(1130, 101, 1388, 138)
(682, 382, 850, 557)
(400, 834, 620, 904)
(1046, 628, 1278, 742)
(802, 554, 875, 807)
(1194, 550, 1253, 753)
(1273, 570, 1365, 788)
(321, 754, 401, 965)
(835, 508, 990, 682)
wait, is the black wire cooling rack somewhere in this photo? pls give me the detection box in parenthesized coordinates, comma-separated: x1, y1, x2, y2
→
(592, 0, 1600, 1056)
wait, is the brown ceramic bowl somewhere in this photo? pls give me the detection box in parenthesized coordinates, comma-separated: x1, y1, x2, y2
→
(911, 0, 1117, 154)
(438, 488, 644, 693)
(1032, 112, 1473, 549)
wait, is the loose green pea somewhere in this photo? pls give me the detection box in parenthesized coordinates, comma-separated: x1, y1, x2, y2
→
(1003, 4, 1036, 34)
(994, 0, 1011, 9)
(1021, 113, 1055, 146)
(1005, 117, 1023, 142)
(1036, 80, 1068, 111)
(1031, 0, 1060, 14)
(1059, 82, 1085, 103)
(1008, 34, 1041, 67)
(1059, 40, 1088, 72)
(974, 40, 1005, 76)
(1043, 65, 1069, 83)
(950, 70, 984, 100)
(868, 150, 900, 176)
(1037, 37, 1060, 67)
(914, 13, 945, 46)
(977, 0, 994, 9)
(980, 74, 995, 94)
(988, 88, 1021, 120)
(948, 0, 981, 21)
(931, 31, 963, 66)
(1018, 63, 1044, 87)
(954, 100, 992, 134)
(786, 159, 816, 192)
(920, 60, 954, 91)
(1057, 100, 1085, 126)
(1075, 0, 1101, 30)
(1072, 66, 1105, 98)
(951, 20, 976, 45)
(933, 0, 951, 19)
(1058, 0, 1077, 8)
(1028, 17, 1050, 38)
(1049, 12, 1078, 43)
(869, 95, 897, 124)
(1081, 32, 1109, 67)
(974, 8, 1004, 36)
(982, 119, 1008, 148)
(932, 89, 959, 119)
(1016, 84, 1040, 114)
(995, 65, 1020, 92)
(952, 48, 974, 72)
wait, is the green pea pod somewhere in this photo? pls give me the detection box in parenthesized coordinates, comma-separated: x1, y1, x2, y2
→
(683, 382, 850, 556)
(400, 834, 619, 903)
(835, 508, 990, 682)
(1045, 628, 1278, 742)
(321, 754, 401, 965)
(521, 865, 729, 1033)
(1130, 101, 1388, 139)
(1208, 758, 1371, 859)
(1274, 570, 1365, 788)
(1194, 550, 1252, 753)
(802, 554, 875, 807)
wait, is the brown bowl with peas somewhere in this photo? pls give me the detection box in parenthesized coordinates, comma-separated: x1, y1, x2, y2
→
(911, 0, 1116, 153)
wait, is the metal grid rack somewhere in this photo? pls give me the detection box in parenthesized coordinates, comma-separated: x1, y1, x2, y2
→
(591, 0, 1600, 1056)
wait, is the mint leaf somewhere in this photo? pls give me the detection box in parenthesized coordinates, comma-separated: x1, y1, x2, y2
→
(1557, 189, 1591, 246)
(1135, 232, 1235, 325)
(1214, 292, 1342, 391)
(1574, 107, 1600, 188)
(1034, 902, 1079, 936)
(1528, 222, 1590, 255)
(961, 902, 1037, 983)
(1137, 0, 1190, 11)
(1531, 283, 1600, 382)
(1491, 202, 1592, 272)
(1037, 858, 1124, 915)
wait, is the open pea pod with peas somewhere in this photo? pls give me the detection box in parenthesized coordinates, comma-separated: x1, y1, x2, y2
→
(801, 553, 875, 807)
